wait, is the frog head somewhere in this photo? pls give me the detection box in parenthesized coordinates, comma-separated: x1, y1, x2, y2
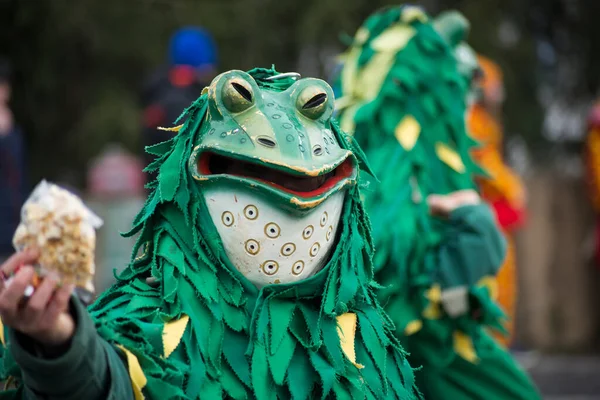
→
(188, 70, 358, 287)
(433, 10, 483, 105)
(190, 70, 356, 210)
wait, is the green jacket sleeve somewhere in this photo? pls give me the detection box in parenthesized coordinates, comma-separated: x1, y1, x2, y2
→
(7, 297, 134, 400)
(434, 203, 507, 290)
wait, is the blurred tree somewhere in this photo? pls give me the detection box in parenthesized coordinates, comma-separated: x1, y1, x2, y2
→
(0, 0, 598, 186)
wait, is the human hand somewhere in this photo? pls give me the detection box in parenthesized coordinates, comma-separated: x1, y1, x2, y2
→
(0, 250, 75, 346)
(427, 189, 481, 217)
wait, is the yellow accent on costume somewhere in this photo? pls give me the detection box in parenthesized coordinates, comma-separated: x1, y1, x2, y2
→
(435, 142, 466, 173)
(404, 320, 423, 336)
(157, 124, 184, 132)
(162, 314, 189, 358)
(401, 6, 429, 23)
(116, 345, 148, 400)
(395, 115, 421, 151)
(336, 312, 364, 369)
(0, 318, 5, 347)
(476, 275, 499, 301)
(426, 284, 442, 302)
(422, 285, 443, 319)
(337, 24, 416, 135)
(453, 331, 478, 363)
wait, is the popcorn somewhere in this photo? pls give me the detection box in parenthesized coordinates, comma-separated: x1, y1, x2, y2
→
(12, 181, 103, 299)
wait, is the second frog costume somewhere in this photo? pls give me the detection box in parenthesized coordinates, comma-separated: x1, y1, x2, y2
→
(335, 6, 540, 399)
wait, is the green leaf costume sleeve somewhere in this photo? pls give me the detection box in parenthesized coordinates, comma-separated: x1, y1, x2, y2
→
(335, 5, 540, 399)
(435, 204, 507, 290)
(0, 298, 133, 400)
(0, 67, 422, 400)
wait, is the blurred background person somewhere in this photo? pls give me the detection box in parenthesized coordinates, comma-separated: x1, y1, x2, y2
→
(467, 54, 527, 348)
(0, 58, 26, 263)
(141, 26, 218, 182)
(584, 101, 600, 268)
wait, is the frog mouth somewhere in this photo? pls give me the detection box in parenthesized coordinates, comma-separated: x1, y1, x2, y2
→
(196, 151, 355, 198)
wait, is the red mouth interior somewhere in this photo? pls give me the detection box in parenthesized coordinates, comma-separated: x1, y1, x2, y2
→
(197, 152, 354, 198)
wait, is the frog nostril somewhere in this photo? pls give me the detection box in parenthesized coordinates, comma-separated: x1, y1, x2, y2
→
(256, 136, 277, 148)
(313, 145, 323, 156)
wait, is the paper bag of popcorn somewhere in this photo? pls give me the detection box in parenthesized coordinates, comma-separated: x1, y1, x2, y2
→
(12, 180, 103, 304)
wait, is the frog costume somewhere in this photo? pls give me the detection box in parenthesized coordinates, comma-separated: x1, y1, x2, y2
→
(0, 68, 422, 400)
(335, 6, 540, 399)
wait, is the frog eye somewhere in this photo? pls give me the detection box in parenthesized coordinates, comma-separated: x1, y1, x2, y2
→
(297, 87, 329, 120)
(222, 78, 254, 113)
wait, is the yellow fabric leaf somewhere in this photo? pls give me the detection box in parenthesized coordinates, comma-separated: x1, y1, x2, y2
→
(354, 27, 370, 45)
(394, 115, 421, 150)
(116, 345, 147, 400)
(435, 142, 466, 173)
(401, 6, 429, 23)
(369, 25, 416, 53)
(162, 314, 189, 358)
(425, 284, 441, 302)
(453, 331, 479, 363)
(422, 285, 442, 319)
(336, 313, 364, 369)
(476, 276, 499, 301)
(422, 303, 442, 320)
(0, 318, 5, 347)
(157, 124, 184, 132)
(339, 104, 359, 135)
(404, 320, 423, 336)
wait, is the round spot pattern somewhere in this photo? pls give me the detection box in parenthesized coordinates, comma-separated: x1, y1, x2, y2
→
(309, 243, 321, 257)
(320, 212, 328, 227)
(302, 225, 314, 240)
(261, 260, 279, 276)
(265, 222, 281, 238)
(281, 242, 296, 256)
(272, 114, 281, 120)
(286, 134, 294, 142)
(326, 226, 333, 241)
(209, 128, 216, 135)
(244, 205, 259, 220)
(240, 138, 247, 144)
(292, 260, 305, 276)
(222, 211, 234, 227)
(283, 123, 293, 129)
(220, 131, 227, 138)
(202, 188, 345, 288)
(299, 145, 305, 152)
(245, 239, 260, 255)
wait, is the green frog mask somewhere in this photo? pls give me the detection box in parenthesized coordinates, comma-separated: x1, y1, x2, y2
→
(189, 70, 358, 287)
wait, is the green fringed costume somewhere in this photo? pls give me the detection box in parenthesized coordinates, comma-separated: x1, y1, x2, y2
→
(335, 6, 541, 400)
(0, 68, 422, 400)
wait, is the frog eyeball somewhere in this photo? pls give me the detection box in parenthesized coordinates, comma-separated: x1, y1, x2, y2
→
(297, 87, 328, 120)
(222, 78, 254, 113)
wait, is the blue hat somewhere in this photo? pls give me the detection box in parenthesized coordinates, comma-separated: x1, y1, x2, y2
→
(169, 27, 217, 68)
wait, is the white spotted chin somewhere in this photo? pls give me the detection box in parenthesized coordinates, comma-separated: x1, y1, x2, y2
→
(203, 188, 345, 288)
